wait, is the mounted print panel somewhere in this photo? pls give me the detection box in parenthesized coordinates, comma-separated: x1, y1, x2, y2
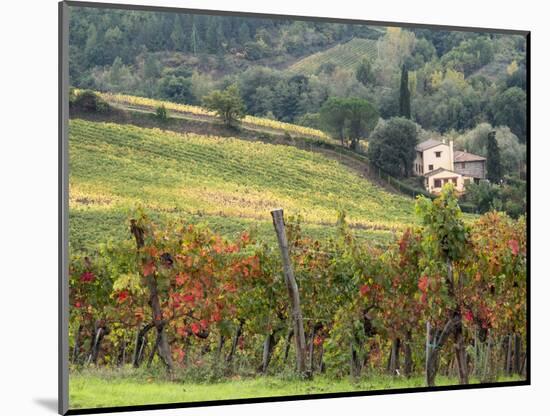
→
(59, 1, 529, 414)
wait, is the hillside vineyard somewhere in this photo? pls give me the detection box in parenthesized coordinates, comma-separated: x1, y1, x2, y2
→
(64, 3, 528, 410)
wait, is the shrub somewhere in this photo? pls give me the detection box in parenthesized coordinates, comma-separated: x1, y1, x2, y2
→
(69, 87, 78, 106)
(461, 177, 526, 218)
(203, 84, 245, 126)
(71, 90, 111, 113)
(155, 104, 168, 121)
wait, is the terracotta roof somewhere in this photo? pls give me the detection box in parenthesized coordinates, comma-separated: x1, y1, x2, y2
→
(454, 150, 486, 162)
(416, 139, 443, 152)
(424, 167, 462, 178)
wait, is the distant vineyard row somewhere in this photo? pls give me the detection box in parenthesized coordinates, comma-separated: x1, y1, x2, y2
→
(90, 91, 333, 142)
(288, 38, 378, 74)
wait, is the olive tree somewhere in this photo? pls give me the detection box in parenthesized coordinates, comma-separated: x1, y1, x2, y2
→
(203, 84, 246, 126)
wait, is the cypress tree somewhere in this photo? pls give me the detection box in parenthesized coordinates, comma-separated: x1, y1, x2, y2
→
(399, 64, 411, 119)
(486, 130, 501, 183)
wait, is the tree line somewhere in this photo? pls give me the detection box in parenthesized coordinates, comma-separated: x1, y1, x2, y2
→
(69, 7, 526, 142)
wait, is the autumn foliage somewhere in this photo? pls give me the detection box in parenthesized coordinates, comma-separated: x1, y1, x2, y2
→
(69, 187, 526, 385)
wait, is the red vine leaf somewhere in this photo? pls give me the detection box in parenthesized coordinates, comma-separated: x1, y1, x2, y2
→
(142, 261, 156, 277)
(418, 275, 428, 293)
(80, 271, 95, 283)
(117, 290, 129, 303)
(508, 239, 519, 256)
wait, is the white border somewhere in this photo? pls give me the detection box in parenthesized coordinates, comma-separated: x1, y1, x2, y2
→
(2, 1, 546, 415)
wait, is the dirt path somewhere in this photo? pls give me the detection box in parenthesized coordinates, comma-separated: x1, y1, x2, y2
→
(112, 102, 324, 142)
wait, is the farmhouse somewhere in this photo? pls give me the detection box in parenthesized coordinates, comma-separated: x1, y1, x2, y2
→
(413, 139, 486, 193)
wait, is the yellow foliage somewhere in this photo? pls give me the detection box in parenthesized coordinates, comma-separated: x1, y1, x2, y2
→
(97, 91, 213, 116)
(430, 70, 444, 90)
(507, 60, 519, 76)
(408, 71, 417, 95)
(386, 27, 402, 37)
(85, 90, 332, 141)
(444, 69, 467, 89)
(113, 272, 146, 296)
(430, 69, 467, 90)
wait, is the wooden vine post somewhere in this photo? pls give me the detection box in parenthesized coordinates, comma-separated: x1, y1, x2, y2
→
(130, 219, 174, 373)
(271, 208, 309, 378)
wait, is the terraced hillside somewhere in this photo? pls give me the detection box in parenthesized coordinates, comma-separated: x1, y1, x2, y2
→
(69, 119, 416, 250)
(287, 38, 378, 75)
(94, 91, 334, 142)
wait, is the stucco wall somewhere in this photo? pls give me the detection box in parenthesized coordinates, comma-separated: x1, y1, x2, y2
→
(422, 143, 453, 174)
(427, 170, 469, 193)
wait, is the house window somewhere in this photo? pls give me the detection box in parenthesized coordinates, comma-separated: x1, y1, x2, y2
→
(435, 151, 442, 158)
(428, 164, 434, 171)
(434, 179, 442, 188)
(452, 178, 457, 185)
(461, 162, 466, 169)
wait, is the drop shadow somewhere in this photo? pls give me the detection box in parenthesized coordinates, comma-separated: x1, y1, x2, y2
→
(34, 398, 58, 413)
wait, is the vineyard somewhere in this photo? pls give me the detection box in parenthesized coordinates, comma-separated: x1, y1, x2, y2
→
(68, 113, 525, 409)
(63, 8, 529, 411)
(287, 38, 379, 75)
(69, 186, 526, 408)
(69, 119, 415, 249)
(93, 91, 333, 142)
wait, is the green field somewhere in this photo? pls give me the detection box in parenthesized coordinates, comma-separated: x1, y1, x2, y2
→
(288, 38, 378, 74)
(69, 118, 417, 250)
(69, 369, 523, 409)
